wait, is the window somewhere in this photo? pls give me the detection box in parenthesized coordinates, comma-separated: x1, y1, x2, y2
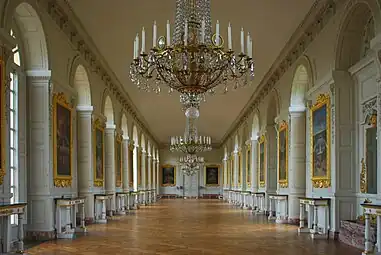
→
(9, 29, 20, 225)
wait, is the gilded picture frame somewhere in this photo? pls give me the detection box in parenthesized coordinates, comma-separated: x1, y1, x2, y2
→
(0, 58, 6, 185)
(93, 119, 105, 187)
(258, 135, 266, 188)
(246, 144, 251, 187)
(53, 92, 73, 188)
(277, 121, 288, 188)
(205, 165, 220, 186)
(161, 164, 176, 187)
(128, 143, 134, 186)
(115, 133, 123, 187)
(310, 94, 331, 188)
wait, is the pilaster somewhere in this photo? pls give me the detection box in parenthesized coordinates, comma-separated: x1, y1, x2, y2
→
(251, 136, 259, 193)
(141, 150, 146, 190)
(156, 160, 160, 194)
(233, 151, 238, 190)
(76, 105, 94, 222)
(26, 70, 55, 239)
(288, 107, 307, 222)
(104, 123, 116, 213)
(222, 157, 228, 189)
(133, 144, 139, 192)
(147, 154, 152, 190)
(122, 137, 129, 192)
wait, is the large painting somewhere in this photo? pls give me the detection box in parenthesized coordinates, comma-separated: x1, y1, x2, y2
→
(278, 121, 288, 188)
(115, 133, 123, 187)
(258, 135, 266, 187)
(205, 165, 219, 186)
(246, 145, 251, 187)
(0, 59, 5, 185)
(128, 144, 134, 186)
(93, 119, 105, 187)
(310, 94, 331, 188)
(161, 165, 176, 187)
(53, 93, 73, 188)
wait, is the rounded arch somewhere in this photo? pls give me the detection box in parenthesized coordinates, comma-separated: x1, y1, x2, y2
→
(10, 3, 49, 70)
(73, 64, 92, 106)
(234, 134, 239, 150)
(140, 133, 146, 150)
(132, 125, 139, 145)
(335, 0, 378, 70)
(224, 146, 228, 158)
(147, 140, 151, 155)
(121, 114, 129, 139)
(266, 91, 280, 125)
(103, 95, 114, 124)
(252, 112, 260, 139)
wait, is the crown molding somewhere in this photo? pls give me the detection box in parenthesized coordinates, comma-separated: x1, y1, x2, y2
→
(44, 0, 160, 147)
(220, 0, 336, 147)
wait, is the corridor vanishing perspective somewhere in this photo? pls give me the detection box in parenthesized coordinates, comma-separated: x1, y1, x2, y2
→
(26, 200, 357, 255)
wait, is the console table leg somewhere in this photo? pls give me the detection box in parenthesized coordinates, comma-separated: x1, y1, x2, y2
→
(16, 213, 24, 254)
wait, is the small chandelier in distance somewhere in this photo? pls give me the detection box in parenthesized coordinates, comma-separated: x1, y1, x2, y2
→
(179, 154, 204, 176)
(129, 0, 255, 97)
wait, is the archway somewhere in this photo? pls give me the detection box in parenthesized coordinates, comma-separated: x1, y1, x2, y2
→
(103, 95, 114, 124)
(121, 114, 129, 139)
(73, 64, 92, 106)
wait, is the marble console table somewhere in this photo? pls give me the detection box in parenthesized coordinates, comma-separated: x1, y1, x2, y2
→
(251, 192, 266, 214)
(55, 197, 87, 239)
(116, 192, 128, 215)
(268, 194, 288, 223)
(0, 203, 26, 254)
(298, 197, 330, 239)
(242, 191, 251, 209)
(94, 194, 112, 223)
(361, 203, 381, 255)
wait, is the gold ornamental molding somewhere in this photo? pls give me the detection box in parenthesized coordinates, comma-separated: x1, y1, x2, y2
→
(220, 0, 336, 147)
(46, 0, 159, 147)
(360, 158, 367, 193)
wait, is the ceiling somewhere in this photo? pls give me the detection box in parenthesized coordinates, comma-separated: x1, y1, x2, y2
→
(67, 0, 315, 145)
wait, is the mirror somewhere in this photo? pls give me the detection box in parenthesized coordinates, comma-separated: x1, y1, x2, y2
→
(365, 126, 377, 194)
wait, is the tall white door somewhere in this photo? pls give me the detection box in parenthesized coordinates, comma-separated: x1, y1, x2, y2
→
(183, 173, 199, 198)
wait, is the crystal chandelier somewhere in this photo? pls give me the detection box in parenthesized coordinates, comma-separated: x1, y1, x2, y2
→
(130, 0, 255, 98)
(179, 154, 204, 176)
(170, 111, 212, 154)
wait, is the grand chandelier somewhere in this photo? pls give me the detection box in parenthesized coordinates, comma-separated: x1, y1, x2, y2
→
(179, 154, 204, 176)
(129, 0, 255, 98)
(170, 109, 212, 154)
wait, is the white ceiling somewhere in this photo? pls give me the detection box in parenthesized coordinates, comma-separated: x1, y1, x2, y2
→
(67, 0, 315, 144)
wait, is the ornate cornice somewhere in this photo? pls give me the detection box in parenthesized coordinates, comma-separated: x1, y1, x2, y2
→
(44, 0, 159, 147)
(220, 0, 336, 147)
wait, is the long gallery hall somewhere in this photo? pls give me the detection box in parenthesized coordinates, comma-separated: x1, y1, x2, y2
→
(0, 0, 379, 254)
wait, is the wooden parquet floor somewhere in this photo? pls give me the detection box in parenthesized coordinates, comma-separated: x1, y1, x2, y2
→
(26, 199, 359, 255)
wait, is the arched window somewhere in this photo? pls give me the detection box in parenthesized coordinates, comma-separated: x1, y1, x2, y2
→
(9, 29, 21, 224)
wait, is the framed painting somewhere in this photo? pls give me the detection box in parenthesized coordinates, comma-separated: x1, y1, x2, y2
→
(128, 143, 134, 186)
(258, 135, 266, 188)
(115, 133, 123, 187)
(238, 152, 242, 185)
(246, 144, 251, 187)
(0, 58, 5, 185)
(93, 119, 105, 187)
(161, 164, 176, 187)
(310, 94, 331, 188)
(277, 121, 288, 188)
(205, 165, 220, 186)
(53, 92, 73, 188)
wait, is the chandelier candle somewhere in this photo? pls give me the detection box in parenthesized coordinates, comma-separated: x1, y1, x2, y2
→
(130, 0, 255, 96)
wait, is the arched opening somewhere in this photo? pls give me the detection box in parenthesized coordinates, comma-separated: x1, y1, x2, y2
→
(121, 114, 129, 139)
(252, 113, 260, 140)
(73, 65, 92, 106)
(290, 65, 308, 109)
(103, 96, 114, 124)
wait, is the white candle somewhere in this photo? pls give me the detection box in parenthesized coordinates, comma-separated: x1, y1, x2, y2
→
(184, 21, 188, 46)
(240, 27, 244, 54)
(141, 27, 146, 53)
(228, 22, 232, 50)
(216, 20, 220, 46)
(166, 20, 171, 46)
(246, 32, 250, 56)
(249, 38, 253, 58)
(153, 21, 157, 48)
(135, 33, 139, 57)
(201, 19, 205, 44)
(133, 37, 137, 59)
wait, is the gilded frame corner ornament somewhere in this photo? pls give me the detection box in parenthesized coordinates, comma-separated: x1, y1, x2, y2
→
(246, 143, 251, 187)
(93, 118, 105, 187)
(258, 135, 266, 188)
(53, 92, 73, 188)
(277, 121, 288, 188)
(115, 132, 123, 188)
(360, 158, 367, 193)
(0, 58, 6, 185)
(205, 164, 220, 187)
(310, 93, 331, 188)
(161, 164, 176, 187)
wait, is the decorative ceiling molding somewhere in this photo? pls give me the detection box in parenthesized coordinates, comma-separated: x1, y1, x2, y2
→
(42, 0, 160, 147)
(220, 0, 336, 147)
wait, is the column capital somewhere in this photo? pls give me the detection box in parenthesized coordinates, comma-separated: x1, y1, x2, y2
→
(289, 105, 306, 116)
(25, 70, 52, 80)
(105, 123, 116, 130)
(76, 105, 93, 113)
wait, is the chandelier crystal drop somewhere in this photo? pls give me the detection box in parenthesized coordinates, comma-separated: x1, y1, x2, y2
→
(179, 154, 204, 176)
(129, 0, 255, 97)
